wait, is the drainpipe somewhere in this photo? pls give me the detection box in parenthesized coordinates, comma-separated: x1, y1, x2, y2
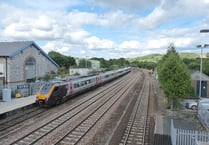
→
(5, 57, 8, 87)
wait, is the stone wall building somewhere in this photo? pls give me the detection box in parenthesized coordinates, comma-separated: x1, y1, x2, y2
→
(0, 41, 59, 92)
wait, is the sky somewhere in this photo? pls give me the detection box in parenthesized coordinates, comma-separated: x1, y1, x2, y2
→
(0, 0, 209, 59)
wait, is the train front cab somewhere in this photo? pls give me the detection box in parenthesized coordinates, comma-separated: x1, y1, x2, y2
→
(36, 83, 55, 106)
(46, 83, 69, 106)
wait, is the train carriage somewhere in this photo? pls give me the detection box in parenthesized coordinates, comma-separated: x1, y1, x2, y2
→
(71, 76, 97, 95)
(100, 70, 116, 84)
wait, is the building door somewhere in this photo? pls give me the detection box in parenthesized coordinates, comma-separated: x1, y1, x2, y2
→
(197, 81, 207, 97)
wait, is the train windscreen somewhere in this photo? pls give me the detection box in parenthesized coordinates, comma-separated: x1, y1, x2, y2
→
(40, 83, 53, 94)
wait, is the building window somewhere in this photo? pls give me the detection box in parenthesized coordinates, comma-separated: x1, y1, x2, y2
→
(25, 58, 36, 80)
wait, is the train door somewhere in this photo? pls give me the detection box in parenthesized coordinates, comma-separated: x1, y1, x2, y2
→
(47, 86, 59, 106)
(96, 76, 101, 85)
(197, 81, 207, 97)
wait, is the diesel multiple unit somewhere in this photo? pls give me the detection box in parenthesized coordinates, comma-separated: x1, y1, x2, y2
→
(36, 67, 131, 107)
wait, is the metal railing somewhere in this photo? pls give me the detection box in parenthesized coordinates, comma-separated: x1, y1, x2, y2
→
(170, 119, 209, 145)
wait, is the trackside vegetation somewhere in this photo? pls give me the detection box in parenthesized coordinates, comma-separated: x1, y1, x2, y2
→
(157, 44, 191, 110)
(48, 51, 130, 78)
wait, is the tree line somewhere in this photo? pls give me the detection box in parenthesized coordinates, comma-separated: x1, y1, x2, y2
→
(48, 51, 130, 76)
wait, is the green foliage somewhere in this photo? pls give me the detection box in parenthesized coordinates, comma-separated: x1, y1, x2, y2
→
(78, 59, 91, 68)
(48, 51, 76, 69)
(158, 44, 191, 109)
(57, 66, 69, 78)
(127, 54, 163, 62)
(91, 57, 109, 68)
(179, 53, 199, 59)
(133, 61, 156, 70)
(42, 71, 57, 81)
(203, 59, 209, 75)
(91, 57, 130, 70)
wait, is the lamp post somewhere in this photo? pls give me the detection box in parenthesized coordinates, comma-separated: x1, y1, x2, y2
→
(86, 56, 88, 68)
(197, 45, 203, 99)
(196, 44, 209, 98)
(200, 29, 209, 33)
(198, 29, 209, 98)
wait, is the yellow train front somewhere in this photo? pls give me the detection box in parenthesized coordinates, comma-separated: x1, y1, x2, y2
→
(36, 82, 70, 107)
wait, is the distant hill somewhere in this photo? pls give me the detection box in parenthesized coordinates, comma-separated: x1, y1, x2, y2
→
(179, 53, 200, 59)
(127, 54, 163, 63)
(127, 53, 201, 63)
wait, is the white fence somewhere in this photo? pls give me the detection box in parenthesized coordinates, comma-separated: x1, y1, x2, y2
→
(170, 119, 209, 145)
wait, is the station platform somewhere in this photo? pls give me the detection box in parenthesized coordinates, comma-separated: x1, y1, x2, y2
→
(0, 95, 36, 115)
(155, 115, 171, 135)
(154, 115, 172, 145)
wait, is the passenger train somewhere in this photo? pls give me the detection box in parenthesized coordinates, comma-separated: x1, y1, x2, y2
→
(36, 67, 131, 107)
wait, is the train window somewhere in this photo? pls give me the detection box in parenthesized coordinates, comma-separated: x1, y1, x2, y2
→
(41, 83, 52, 94)
(52, 86, 59, 96)
(74, 83, 79, 88)
(82, 81, 85, 86)
(79, 82, 83, 86)
(54, 87, 58, 91)
(86, 80, 90, 84)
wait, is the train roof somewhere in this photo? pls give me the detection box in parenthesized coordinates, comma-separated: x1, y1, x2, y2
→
(42, 67, 130, 85)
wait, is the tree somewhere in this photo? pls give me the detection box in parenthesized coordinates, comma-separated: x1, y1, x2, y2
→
(48, 51, 76, 69)
(158, 44, 191, 109)
(203, 59, 209, 76)
(78, 59, 91, 68)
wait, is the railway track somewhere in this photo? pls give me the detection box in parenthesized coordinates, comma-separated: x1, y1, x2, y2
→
(104, 70, 151, 145)
(0, 107, 45, 136)
(119, 76, 150, 145)
(6, 71, 140, 145)
(53, 72, 140, 145)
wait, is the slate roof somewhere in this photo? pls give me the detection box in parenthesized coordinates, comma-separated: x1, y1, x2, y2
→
(191, 71, 209, 81)
(0, 41, 59, 67)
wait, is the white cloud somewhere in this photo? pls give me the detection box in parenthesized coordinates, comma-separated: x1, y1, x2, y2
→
(0, 0, 209, 59)
(136, 7, 165, 30)
(67, 10, 98, 26)
(34, 16, 53, 31)
(3, 0, 80, 11)
(204, 0, 209, 3)
(64, 29, 90, 44)
(102, 10, 133, 28)
(84, 36, 115, 49)
(119, 40, 141, 49)
(90, 0, 159, 10)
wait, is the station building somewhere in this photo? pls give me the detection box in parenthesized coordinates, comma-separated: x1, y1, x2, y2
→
(191, 71, 209, 98)
(0, 41, 59, 92)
